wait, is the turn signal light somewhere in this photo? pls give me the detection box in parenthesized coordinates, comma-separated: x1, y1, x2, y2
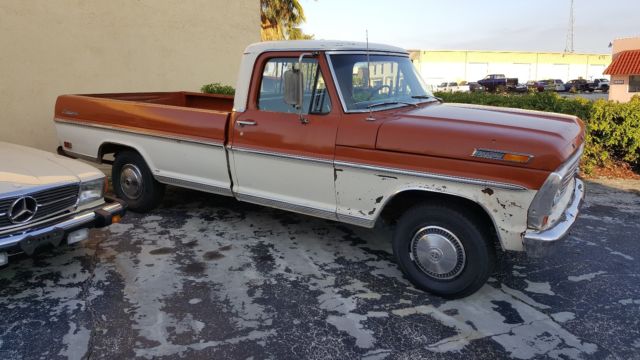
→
(472, 149, 533, 164)
(503, 153, 532, 163)
(112, 215, 122, 224)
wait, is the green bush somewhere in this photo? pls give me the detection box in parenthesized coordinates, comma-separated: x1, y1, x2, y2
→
(434, 91, 640, 173)
(201, 82, 235, 95)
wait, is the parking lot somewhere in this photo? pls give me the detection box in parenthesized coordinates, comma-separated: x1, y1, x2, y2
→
(1, 178, 638, 359)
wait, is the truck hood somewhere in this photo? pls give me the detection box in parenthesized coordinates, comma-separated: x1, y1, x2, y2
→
(375, 103, 584, 171)
(0, 142, 103, 194)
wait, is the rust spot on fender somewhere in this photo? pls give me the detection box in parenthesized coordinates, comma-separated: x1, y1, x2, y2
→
(375, 196, 383, 204)
(368, 208, 376, 215)
(482, 188, 494, 196)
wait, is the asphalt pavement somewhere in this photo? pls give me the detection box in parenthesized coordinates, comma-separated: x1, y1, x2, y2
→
(1, 179, 638, 360)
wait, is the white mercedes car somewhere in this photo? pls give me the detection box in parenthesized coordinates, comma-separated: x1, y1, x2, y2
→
(0, 141, 126, 266)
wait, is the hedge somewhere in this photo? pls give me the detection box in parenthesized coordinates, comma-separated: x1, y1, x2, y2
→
(201, 82, 235, 95)
(434, 91, 640, 173)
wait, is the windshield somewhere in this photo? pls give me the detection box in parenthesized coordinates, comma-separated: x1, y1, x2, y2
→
(328, 54, 434, 112)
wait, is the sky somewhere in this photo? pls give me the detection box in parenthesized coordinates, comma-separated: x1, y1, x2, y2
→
(300, 0, 640, 54)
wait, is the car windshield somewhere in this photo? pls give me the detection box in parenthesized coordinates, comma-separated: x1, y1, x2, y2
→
(328, 54, 434, 112)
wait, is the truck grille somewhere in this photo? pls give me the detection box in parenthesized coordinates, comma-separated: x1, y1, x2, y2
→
(0, 184, 79, 230)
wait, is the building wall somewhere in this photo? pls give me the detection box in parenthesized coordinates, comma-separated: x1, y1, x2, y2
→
(410, 50, 611, 87)
(0, 0, 260, 151)
(608, 37, 640, 103)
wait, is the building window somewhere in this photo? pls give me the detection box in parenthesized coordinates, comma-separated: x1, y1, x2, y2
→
(630, 75, 640, 93)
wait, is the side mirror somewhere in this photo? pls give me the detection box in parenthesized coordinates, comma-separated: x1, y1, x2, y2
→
(284, 68, 303, 109)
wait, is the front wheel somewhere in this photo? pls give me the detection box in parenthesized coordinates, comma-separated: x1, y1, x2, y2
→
(112, 151, 165, 212)
(392, 204, 495, 298)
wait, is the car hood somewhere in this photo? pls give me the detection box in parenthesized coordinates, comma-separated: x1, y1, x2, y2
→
(375, 103, 584, 171)
(0, 142, 103, 194)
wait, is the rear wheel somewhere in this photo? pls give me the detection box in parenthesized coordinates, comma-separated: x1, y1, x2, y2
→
(112, 151, 165, 212)
(392, 204, 495, 298)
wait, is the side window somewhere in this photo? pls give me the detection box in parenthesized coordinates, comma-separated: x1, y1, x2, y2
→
(258, 57, 331, 114)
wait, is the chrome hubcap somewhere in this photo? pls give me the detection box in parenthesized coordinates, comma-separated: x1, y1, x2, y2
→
(410, 226, 466, 280)
(120, 164, 144, 199)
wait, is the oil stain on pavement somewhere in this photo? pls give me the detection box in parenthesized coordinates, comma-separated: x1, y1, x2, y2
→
(0, 179, 639, 359)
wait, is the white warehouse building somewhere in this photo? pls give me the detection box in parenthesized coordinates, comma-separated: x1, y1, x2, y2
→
(409, 50, 612, 86)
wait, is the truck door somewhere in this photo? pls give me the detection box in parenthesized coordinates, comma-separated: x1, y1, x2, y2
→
(229, 52, 340, 219)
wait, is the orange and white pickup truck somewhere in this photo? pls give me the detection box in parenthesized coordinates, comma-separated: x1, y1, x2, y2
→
(54, 40, 584, 298)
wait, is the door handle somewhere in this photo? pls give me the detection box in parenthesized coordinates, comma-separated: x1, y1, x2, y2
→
(237, 120, 257, 127)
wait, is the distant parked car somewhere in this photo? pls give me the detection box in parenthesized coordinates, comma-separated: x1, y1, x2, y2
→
(467, 82, 484, 92)
(513, 83, 528, 93)
(477, 74, 518, 92)
(564, 79, 592, 92)
(538, 79, 564, 91)
(526, 80, 544, 92)
(436, 82, 470, 93)
(552, 79, 565, 91)
(590, 78, 610, 92)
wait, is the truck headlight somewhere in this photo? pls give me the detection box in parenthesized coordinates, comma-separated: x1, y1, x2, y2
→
(527, 172, 562, 230)
(78, 177, 106, 205)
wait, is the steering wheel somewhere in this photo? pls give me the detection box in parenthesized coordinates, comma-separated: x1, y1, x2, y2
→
(364, 84, 391, 100)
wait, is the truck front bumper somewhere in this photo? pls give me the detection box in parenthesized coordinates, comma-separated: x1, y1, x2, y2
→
(0, 196, 126, 266)
(523, 179, 585, 257)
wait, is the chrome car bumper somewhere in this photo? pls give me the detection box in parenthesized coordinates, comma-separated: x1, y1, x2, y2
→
(523, 179, 584, 257)
(0, 196, 126, 265)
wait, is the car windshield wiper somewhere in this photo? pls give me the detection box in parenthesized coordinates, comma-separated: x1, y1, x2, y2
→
(367, 101, 417, 110)
(412, 95, 442, 103)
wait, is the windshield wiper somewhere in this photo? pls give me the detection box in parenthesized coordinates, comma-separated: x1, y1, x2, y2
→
(367, 101, 417, 110)
(412, 95, 442, 103)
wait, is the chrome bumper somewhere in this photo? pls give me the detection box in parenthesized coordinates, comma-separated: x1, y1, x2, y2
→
(523, 178, 584, 257)
(0, 196, 126, 264)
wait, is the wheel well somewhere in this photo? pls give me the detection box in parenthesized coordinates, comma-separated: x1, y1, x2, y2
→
(379, 190, 498, 245)
(98, 143, 139, 163)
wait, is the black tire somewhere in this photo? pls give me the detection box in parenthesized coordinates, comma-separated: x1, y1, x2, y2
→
(112, 150, 165, 212)
(392, 203, 495, 299)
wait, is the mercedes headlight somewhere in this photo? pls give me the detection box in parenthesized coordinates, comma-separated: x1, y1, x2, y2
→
(79, 177, 106, 205)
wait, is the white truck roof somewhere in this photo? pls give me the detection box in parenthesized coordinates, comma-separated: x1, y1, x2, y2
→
(234, 40, 408, 112)
(243, 40, 407, 55)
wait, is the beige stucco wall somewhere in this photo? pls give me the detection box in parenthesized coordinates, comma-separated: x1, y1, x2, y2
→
(0, 0, 260, 151)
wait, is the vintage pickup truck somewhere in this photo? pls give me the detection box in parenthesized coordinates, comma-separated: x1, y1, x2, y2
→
(54, 40, 584, 298)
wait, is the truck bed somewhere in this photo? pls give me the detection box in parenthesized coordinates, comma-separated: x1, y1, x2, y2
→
(55, 92, 233, 145)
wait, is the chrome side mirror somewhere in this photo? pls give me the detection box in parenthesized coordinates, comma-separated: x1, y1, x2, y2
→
(283, 68, 302, 108)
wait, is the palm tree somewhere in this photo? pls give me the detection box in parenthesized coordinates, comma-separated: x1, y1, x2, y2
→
(261, 0, 313, 40)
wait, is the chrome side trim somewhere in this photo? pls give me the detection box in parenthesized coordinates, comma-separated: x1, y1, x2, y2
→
(232, 147, 334, 165)
(54, 118, 225, 147)
(59, 149, 100, 163)
(336, 213, 375, 228)
(236, 193, 338, 222)
(334, 161, 528, 191)
(155, 175, 233, 197)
